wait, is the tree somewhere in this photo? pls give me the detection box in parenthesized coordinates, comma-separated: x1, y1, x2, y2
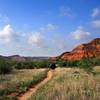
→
(0, 60, 12, 74)
(77, 58, 93, 73)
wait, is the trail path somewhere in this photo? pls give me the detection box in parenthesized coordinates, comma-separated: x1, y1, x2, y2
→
(17, 70, 54, 100)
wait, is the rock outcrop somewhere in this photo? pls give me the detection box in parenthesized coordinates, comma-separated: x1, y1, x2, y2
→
(58, 38, 100, 61)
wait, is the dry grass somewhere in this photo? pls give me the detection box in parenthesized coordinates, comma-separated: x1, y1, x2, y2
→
(0, 68, 48, 100)
(0, 69, 47, 89)
(29, 67, 100, 100)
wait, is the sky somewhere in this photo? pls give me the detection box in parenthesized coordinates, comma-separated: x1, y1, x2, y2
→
(0, 0, 100, 57)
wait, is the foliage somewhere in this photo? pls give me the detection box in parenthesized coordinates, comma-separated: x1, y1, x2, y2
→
(0, 56, 100, 70)
(77, 58, 93, 73)
(0, 96, 16, 100)
(92, 57, 100, 66)
(57, 58, 95, 73)
(56, 59, 78, 67)
(14, 61, 35, 69)
(0, 60, 12, 74)
(14, 60, 50, 69)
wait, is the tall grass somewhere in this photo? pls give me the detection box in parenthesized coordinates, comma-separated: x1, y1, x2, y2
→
(29, 67, 100, 100)
(0, 69, 48, 100)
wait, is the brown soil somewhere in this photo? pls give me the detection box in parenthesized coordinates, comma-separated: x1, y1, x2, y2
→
(17, 70, 54, 100)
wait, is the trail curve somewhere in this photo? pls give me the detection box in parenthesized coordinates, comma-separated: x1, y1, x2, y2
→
(17, 70, 54, 100)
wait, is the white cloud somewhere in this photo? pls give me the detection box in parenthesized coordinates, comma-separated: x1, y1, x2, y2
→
(70, 27, 91, 40)
(40, 24, 56, 32)
(91, 20, 100, 28)
(91, 8, 100, 17)
(28, 32, 49, 49)
(28, 32, 43, 45)
(28, 24, 57, 48)
(28, 31, 68, 55)
(0, 24, 13, 43)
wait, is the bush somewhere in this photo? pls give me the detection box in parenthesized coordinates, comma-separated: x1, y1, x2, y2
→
(0, 96, 16, 100)
(14, 61, 35, 69)
(14, 60, 50, 69)
(57, 58, 94, 73)
(92, 57, 100, 66)
(34, 60, 50, 68)
(56, 60, 68, 67)
(0, 60, 12, 74)
(77, 58, 93, 73)
(57, 59, 78, 67)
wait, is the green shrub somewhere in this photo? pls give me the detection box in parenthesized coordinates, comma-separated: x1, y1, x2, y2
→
(35, 60, 50, 68)
(0, 86, 17, 96)
(0, 96, 16, 100)
(57, 59, 78, 67)
(56, 60, 68, 67)
(0, 60, 12, 74)
(14, 60, 50, 69)
(57, 58, 94, 73)
(77, 58, 93, 73)
(92, 57, 100, 66)
(14, 61, 35, 69)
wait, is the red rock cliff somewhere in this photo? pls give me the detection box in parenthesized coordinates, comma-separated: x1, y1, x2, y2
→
(58, 38, 100, 61)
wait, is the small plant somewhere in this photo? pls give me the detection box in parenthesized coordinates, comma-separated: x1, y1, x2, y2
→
(56, 60, 68, 67)
(0, 60, 12, 74)
(57, 59, 78, 67)
(77, 58, 93, 73)
(92, 57, 100, 66)
(14, 60, 50, 69)
(0, 96, 16, 100)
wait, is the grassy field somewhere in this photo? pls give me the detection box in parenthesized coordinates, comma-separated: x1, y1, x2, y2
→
(29, 66, 100, 100)
(0, 69, 48, 100)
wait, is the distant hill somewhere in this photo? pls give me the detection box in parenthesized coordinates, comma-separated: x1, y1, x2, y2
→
(0, 55, 49, 61)
(57, 38, 100, 61)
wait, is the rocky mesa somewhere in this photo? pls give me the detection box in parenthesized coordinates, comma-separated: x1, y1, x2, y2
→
(57, 38, 100, 61)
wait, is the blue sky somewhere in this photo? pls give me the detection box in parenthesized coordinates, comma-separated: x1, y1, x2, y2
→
(0, 0, 100, 56)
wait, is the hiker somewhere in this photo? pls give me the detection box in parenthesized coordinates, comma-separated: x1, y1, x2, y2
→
(49, 63, 56, 69)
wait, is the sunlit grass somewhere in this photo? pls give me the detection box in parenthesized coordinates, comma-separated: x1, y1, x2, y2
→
(29, 67, 100, 100)
(0, 69, 47, 89)
(0, 69, 48, 100)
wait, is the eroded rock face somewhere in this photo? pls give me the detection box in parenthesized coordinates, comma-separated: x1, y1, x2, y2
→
(58, 38, 100, 61)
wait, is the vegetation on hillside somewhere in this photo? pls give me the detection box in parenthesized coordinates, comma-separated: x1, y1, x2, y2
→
(0, 57, 100, 72)
(56, 57, 100, 73)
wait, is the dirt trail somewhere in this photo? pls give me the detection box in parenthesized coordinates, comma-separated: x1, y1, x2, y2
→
(17, 70, 54, 100)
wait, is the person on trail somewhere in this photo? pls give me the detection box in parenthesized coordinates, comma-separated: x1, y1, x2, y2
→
(49, 63, 56, 70)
